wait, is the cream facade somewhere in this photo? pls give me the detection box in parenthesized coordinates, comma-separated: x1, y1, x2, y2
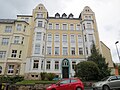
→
(0, 4, 114, 79)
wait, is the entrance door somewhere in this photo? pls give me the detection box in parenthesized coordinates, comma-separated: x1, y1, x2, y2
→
(62, 67, 69, 78)
(62, 59, 69, 78)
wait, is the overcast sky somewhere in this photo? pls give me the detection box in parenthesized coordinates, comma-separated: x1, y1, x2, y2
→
(0, 0, 120, 63)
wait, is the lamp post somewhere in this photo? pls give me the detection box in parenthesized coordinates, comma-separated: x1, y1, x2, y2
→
(115, 41, 120, 62)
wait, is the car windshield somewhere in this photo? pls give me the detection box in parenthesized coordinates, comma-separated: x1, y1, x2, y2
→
(101, 76, 110, 81)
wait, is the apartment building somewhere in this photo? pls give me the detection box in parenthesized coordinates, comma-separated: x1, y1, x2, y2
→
(0, 4, 114, 79)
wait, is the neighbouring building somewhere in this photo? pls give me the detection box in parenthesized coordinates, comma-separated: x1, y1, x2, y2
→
(0, 4, 114, 79)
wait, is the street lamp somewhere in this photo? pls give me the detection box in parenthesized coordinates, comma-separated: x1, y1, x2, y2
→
(115, 41, 120, 62)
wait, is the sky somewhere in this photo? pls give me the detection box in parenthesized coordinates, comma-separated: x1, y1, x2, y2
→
(0, 0, 120, 63)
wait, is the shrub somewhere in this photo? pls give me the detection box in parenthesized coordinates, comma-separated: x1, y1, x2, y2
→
(46, 73, 56, 81)
(40, 72, 47, 80)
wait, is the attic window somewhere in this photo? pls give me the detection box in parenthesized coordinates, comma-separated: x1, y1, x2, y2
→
(62, 13, 67, 18)
(68, 13, 74, 19)
(55, 13, 60, 18)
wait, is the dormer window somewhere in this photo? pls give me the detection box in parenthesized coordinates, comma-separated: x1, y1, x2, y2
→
(62, 13, 67, 18)
(68, 13, 74, 19)
(55, 13, 60, 18)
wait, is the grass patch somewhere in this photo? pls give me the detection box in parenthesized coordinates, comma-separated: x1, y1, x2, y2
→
(16, 80, 58, 85)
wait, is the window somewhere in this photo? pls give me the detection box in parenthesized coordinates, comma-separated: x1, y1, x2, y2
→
(47, 47, 52, 55)
(0, 66, 2, 74)
(47, 34, 52, 42)
(8, 65, 14, 73)
(71, 35, 75, 43)
(71, 79, 77, 83)
(37, 13, 43, 18)
(87, 23, 92, 29)
(56, 24, 59, 29)
(14, 36, 20, 44)
(54, 34, 59, 42)
(23, 25, 26, 32)
(63, 35, 67, 42)
(71, 47, 75, 55)
(21, 37, 24, 44)
(49, 23, 52, 29)
(5, 26, 12, 32)
(79, 48, 83, 55)
(38, 21, 43, 27)
(17, 24, 22, 31)
(63, 47, 68, 55)
(0, 51, 6, 59)
(63, 24, 67, 30)
(33, 60, 39, 69)
(76, 24, 80, 30)
(19, 50, 22, 58)
(46, 61, 51, 70)
(60, 79, 70, 84)
(83, 24, 85, 30)
(55, 61, 59, 70)
(34, 44, 40, 54)
(36, 32, 41, 40)
(89, 34, 94, 42)
(72, 61, 76, 70)
(84, 35, 87, 42)
(86, 47, 88, 55)
(42, 46, 44, 55)
(11, 50, 17, 57)
(78, 35, 82, 43)
(63, 60, 69, 66)
(1, 38, 9, 45)
(41, 60, 44, 70)
(70, 24, 74, 30)
(55, 47, 59, 55)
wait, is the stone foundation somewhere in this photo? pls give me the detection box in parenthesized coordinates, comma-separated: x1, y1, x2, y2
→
(24, 73, 41, 80)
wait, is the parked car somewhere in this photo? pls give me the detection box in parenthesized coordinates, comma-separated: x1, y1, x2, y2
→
(92, 75, 120, 90)
(46, 78, 84, 90)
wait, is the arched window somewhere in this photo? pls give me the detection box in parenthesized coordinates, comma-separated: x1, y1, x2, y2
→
(0, 66, 2, 74)
(63, 60, 69, 66)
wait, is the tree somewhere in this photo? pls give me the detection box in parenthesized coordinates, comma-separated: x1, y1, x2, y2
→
(75, 61, 100, 81)
(88, 43, 111, 80)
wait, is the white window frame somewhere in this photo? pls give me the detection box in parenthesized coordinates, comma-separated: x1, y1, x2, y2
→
(55, 61, 59, 70)
(62, 34, 67, 42)
(71, 47, 75, 55)
(8, 65, 14, 74)
(55, 47, 59, 55)
(70, 24, 74, 30)
(70, 34, 75, 43)
(47, 47, 52, 55)
(76, 24, 80, 30)
(54, 34, 60, 42)
(33, 60, 39, 69)
(46, 61, 51, 70)
(11, 50, 17, 58)
(38, 21, 43, 27)
(36, 32, 42, 41)
(1, 38, 9, 45)
(17, 24, 22, 31)
(34, 44, 40, 54)
(62, 47, 68, 55)
(0, 51, 6, 59)
(62, 24, 67, 30)
(78, 48, 83, 55)
(56, 24, 60, 29)
(49, 23, 53, 29)
(78, 35, 82, 43)
(5, 26, 12, 33)
(14, 36, 20, 44)
(47, 34, 52, 42)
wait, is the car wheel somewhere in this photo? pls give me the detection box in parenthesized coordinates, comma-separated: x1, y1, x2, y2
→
(51, 88, 56, 90)
(76, 87, 82, 90)
(103, 85, 110, 90)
